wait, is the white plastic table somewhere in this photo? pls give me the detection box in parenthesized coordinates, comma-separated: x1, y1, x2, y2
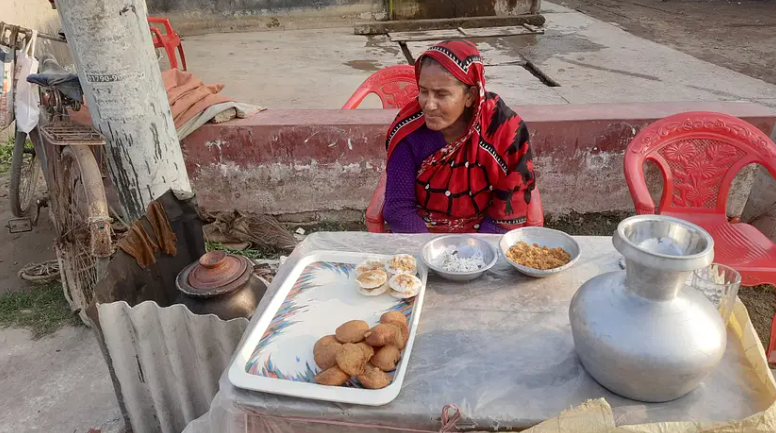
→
(186, 232, 772, 433)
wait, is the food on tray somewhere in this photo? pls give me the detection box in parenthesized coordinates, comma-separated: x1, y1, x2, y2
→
(371, 345, 401, 372)
(380, 311, 409, 344)
(312, 311, 415, 389)
(315, 366, 351, 386)
(506, 241, 571, 270)
(387, 254, 417, 276)
(313, 335, 342, 370)
(386, 320, 409, 346)
(336, 343, 369, 376)
(358, 364, 391, 389)
(335, 320, 370, 343)
(356, 270, 388, 297)
(356, 259, 386, 276)
(365, 323, 404, 349)
(356, 342, 375, 360)
(440, 246, 486, 272)
(380, 311, 407, 326)
(389, 274, 422, 299)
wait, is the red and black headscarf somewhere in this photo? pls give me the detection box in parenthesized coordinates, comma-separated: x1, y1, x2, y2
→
(386, 40, 536, 233)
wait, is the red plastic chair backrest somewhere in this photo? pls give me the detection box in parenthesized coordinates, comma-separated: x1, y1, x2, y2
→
(624, 111, 776, 216)
(342, 65, 418, 110)
(147, 17, 176, 36)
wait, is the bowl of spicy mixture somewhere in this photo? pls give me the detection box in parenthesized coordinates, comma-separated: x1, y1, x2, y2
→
(499, 227, 581, 278)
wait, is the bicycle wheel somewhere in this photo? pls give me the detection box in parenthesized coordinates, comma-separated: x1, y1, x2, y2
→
(9, 129, 42, 217)
(54, 145, 112, 322)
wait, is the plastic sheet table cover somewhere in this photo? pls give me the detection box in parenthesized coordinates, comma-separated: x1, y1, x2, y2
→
(187, 232, 775, 433)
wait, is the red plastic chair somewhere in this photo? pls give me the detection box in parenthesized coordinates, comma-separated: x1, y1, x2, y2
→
(623, 111, 776, 361)
(624, 111, 776, 286)
(342, 65, 418, 109)
(366, 171, 545, 233)
(148, 17, 187, 71)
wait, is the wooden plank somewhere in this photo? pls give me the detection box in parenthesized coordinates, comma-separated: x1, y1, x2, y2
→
(463, 25, 543, 38)
(354, 14, 546, 35)
(389, 29, 465, 42)
(406, 39, 527, 67)
(390, 25, 544, 42)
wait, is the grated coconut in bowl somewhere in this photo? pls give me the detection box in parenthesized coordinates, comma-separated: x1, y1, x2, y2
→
(439, 246, 485, 272)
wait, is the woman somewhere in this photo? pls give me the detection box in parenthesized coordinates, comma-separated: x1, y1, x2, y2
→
(384, 40, 537, 234)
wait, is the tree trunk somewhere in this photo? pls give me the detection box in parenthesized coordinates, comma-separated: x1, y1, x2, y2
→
(55, 0, 191, 221)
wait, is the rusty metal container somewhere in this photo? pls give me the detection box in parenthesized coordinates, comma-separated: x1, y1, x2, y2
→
(176, 251, 267, 320)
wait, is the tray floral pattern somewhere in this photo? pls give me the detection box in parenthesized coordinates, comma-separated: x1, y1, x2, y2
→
(245, 260, 414, 385)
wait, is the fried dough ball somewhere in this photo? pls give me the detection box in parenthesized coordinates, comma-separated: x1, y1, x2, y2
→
(364, 323, 399, 347)
(384, 320, 409, 347)
(358, 365, 391, 389)
(313, 335, 342, 370)
(380, 311, 407, 326)
(335, 320, 370, 344)
(356, 342, 375, 360)
(371, 345, 401, 372)
(315, 367, 350, 386)
(336, 343, 368, 376)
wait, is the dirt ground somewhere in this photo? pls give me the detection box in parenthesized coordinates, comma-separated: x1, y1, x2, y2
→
(740, 285, 776, 347)
(0, 173, 57, 296)
(558, 0, 776, 85)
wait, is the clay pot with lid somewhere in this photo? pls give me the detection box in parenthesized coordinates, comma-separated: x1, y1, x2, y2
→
(176, 250, 267, 320)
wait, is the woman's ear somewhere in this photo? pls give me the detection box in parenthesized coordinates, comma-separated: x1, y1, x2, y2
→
(464, 86, 477, 108)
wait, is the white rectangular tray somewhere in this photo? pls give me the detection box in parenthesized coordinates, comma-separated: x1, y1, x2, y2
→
(228, 250, 428, 406)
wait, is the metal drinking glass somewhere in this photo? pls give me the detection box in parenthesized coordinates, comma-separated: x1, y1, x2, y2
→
(691, 263, 741, 324)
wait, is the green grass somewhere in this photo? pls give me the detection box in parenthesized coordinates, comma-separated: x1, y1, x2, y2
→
(306, 220, 366, 233)
(206, 241, 283, 260)
(0, 282, 80, 339)
(0, 137, 14, 173)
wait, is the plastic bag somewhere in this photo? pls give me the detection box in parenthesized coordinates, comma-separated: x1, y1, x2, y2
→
(14, 30, 39, 133)
(0, 44, 15, 129)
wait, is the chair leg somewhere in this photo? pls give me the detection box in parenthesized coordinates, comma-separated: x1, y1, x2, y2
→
(177, 44, 187, 71)
(164, 44, 178, 70)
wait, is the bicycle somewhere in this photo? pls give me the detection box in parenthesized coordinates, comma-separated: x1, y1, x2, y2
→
(23, 54, 113, 322)
(1, 23, 43, 219)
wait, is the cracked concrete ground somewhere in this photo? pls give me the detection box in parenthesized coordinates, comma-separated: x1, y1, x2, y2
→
(182, 2, 776, 110)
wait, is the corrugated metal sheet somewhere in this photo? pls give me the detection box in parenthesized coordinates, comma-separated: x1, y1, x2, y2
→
(98, 301, 248, 433)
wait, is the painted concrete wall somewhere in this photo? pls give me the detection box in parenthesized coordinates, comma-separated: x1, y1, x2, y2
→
(144, 0, 540, 35)
(146, 0, 379, 15)
(145, 0, 387, 36)
(3, 0, 70, 64)
(1, 0, 71, 141)
(393, 0, 537, 20)
(146, 0, 536, 16)
(181, 102, 776, 223)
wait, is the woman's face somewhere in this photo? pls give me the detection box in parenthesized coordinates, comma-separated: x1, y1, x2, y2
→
(418, 60, 476, 132)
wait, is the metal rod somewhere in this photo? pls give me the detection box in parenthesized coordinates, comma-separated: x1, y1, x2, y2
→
(0, 22, 66, 46)
(37, 32, 66, 43)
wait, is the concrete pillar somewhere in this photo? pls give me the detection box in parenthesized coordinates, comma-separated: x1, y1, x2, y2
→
(55, 0, 191, 221)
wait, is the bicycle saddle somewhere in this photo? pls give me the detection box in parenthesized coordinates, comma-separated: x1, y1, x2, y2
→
(26, 54, 83, 102)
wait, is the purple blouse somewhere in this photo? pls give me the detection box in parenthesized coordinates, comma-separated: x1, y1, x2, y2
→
(384, 126, 505, 234)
